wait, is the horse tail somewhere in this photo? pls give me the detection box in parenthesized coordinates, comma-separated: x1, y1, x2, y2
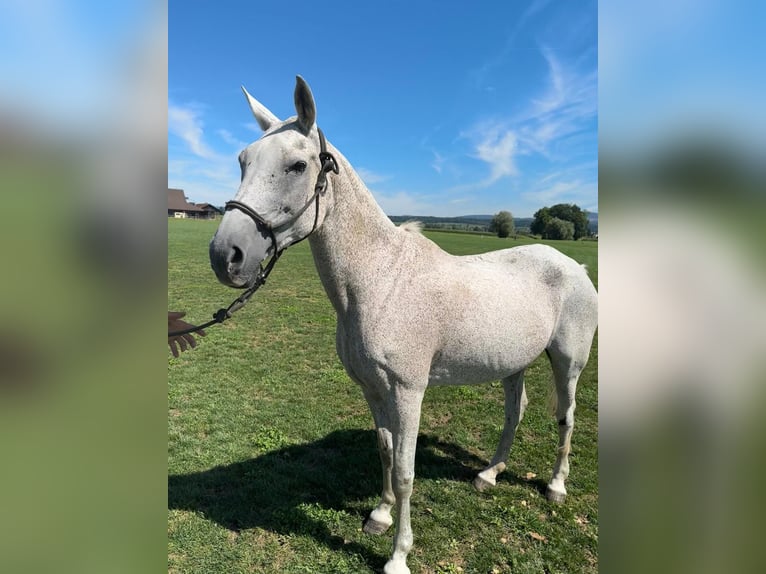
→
(399, 220, 424, 234)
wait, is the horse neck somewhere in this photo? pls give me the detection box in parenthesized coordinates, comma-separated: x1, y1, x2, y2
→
(308, 149, 400, 314)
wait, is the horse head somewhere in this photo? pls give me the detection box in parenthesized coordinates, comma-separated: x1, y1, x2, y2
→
(210, 76, 333, 288)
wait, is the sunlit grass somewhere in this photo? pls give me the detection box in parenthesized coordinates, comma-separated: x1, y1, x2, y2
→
(168, 218, 597, 573)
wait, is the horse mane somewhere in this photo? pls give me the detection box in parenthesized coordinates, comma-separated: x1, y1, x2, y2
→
(399, 220, 424, 235)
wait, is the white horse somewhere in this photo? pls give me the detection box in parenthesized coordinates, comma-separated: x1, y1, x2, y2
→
(209, 76, 598, 574)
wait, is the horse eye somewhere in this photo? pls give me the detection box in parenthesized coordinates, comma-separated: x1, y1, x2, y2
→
(286, 160, 307, 174)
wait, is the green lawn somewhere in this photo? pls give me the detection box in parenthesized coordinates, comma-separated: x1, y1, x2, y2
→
(168, 219, 598, 574)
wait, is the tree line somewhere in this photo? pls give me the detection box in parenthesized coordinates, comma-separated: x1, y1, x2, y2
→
(490, 203, 594, 240)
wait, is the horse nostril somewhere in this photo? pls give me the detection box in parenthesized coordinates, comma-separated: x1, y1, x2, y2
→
(230, 245, 243, 265)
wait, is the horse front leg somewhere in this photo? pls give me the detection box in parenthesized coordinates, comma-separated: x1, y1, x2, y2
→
(384, 386, 425, 574)
(364, 428, 396, 534)
(361, 389, 395, 535)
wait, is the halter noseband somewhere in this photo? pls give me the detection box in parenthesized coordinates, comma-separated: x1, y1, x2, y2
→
(168, 127, 338, 337)
(224, 127, 338, 285)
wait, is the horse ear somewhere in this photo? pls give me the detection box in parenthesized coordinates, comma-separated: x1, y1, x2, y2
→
(293, 75, 316, 134)
(241, 85, 279, 131)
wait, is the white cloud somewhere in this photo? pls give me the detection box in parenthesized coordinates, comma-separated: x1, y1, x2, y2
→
(523, 178, 597, 210)
(217, 128, 248, 150)
(168, 153, 240, 202)
(460, 45, 597, 192)
(516, 46, 597, 159)
(357, 167, 391, 186)
(168, 103, 217, 159)
(453, 123, 519, 191)
(168, 104, 243, 204)
(474, 126, 519, 181)
(532, 47, 567, 114)
(431, 151, 446, 174)
(369, 189, 440, 216)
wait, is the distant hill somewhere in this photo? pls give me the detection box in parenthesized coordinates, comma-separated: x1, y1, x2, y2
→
(389, 215, 495, 228)
(389, 211, 598, 234)
(455, 214, 493, 221)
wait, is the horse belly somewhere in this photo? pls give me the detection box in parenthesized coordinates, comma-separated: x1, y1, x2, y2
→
(427, 312, 551, 387)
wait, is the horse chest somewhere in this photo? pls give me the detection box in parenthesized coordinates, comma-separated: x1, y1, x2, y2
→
(335, 312, 437, 388)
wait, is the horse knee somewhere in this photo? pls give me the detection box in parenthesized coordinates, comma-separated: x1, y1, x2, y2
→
(393, 472, 414, 496)
(557, 413, 574, 429)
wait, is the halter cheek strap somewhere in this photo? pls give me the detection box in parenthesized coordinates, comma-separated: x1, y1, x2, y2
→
(168, 128, 338, 338)
(224, 127, 338, 276)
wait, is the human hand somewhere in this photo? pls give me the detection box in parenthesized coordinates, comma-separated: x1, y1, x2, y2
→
(168, 311, 206, 357)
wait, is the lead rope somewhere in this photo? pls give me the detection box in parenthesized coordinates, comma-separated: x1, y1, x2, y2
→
(168, 128, 337, 338)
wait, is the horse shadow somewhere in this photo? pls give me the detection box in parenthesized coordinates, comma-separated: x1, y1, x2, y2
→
(168, 429, 544, 567)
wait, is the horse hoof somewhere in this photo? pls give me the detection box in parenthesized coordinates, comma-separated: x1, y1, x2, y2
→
(363, 515, 392, 535)
(473, 474, 495, 492)
(383, 560, 411, 574)
(545, 485, 567, 504)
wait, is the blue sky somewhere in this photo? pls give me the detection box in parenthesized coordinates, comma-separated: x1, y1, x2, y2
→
(169, 0, 597, 217)
(0, 0, 156, 131)
(600, 0, 766, 157)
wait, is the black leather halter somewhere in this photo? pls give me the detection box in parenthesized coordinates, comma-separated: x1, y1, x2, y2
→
(168, 128, 338, 337)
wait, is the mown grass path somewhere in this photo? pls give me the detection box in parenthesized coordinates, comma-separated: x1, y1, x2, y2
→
(169, 219, 597, 574)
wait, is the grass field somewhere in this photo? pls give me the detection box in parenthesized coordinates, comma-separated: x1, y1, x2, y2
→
(168, 218, 598, 574)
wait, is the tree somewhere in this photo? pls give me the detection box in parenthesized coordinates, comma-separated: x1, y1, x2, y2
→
(530, 207, 551, 236)
(531, 203, 590, 239)
(543, 217, 575, 240)
(489, 211, 514, 238)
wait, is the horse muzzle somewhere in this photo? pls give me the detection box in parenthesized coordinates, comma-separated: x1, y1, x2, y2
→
(209, 211, 273, 288)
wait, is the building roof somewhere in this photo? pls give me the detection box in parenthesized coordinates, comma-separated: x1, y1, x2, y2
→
(168, 188, 204, 212)
(196, 203, 222, 213)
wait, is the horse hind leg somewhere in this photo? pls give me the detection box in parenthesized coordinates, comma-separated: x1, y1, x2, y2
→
(473, 370, 528, 492)
(545, 342, 590, 504)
